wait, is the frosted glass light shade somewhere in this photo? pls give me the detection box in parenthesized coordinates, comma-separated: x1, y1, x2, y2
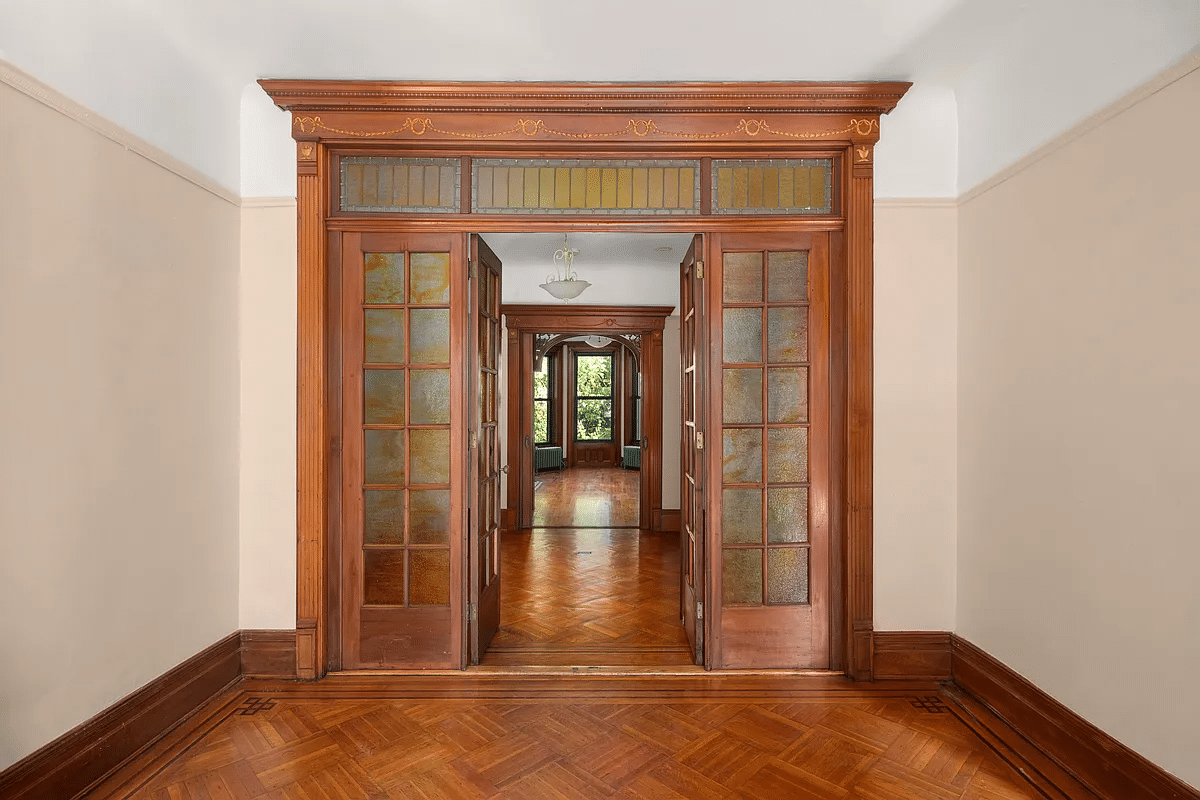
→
(539, 278, 591, 301)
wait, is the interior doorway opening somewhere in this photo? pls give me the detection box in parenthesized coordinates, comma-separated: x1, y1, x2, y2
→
(483, 232, 689, 667)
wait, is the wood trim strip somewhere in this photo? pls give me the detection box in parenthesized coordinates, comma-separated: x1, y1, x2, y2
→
(296, 151, 328, 679)
(240, 630, 299, 678)
(951, 635, 1200, 800)
(844, 142, 876, 680)
(0, 633, 240, 800)
(872, 631, 952, 680)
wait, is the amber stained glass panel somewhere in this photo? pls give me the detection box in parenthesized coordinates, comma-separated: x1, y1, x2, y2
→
(723, 549, 763, 605)
(364, 369, 405, 425)
(723, 252, 764, 303)
(767, 306, 808, 363)
(409, 369, 450, 425)
(767, 548, 809, 604)
(410, 428, 450, 485)
(767, 487, 809, 543)
(723, 308, 764, 364)
(410, 308, 450, 364)
(364, 253, 405, 303)
(365, 309, 405, 364)
(722, 488, 763, 544)
(409, 549, 450, 606)
(723, 429, 763, 484)
(723, 368, 763, 425)
(767, 427, 808, 484)
(409, 252, 450, 304)
(364, 429, 405, 486)
(363, 550, 406, 605)
(364, 490, 405, 545)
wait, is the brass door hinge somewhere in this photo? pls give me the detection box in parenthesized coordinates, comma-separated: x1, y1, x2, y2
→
(696, 260, 704, 280)
(695, 432, 705, 450)
(468, 260, 478, 280)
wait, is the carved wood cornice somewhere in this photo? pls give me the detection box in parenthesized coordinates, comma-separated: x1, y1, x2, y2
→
(259, 80, 912, 116)
(501, 304, 675, 333)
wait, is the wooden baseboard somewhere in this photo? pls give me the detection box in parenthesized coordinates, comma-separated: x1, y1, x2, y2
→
(659, 509, 681, 532)
(240, 629, 298, 678)
(951, 635, 1199, 800)
(872, 630, 951, 680)
(0, 632, 241, 800)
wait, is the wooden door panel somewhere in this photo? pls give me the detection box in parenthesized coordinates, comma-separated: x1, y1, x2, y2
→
(341, 231, 465, 669)
(709, 231, 830, 670)
(468, 235, 503, 664)
(680, 234, 706, 665)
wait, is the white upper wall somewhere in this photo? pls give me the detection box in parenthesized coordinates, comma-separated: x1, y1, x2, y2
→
(0, 0, 243, 193)
(952, 0, 1200, 193)
(7, 0, 1196, 201)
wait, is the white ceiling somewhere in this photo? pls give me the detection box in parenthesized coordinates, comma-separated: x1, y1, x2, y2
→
(2, 0, 1197, 196)
(484, 232, 694, 307)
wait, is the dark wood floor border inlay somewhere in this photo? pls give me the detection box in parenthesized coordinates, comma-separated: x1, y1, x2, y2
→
(0, 632, 241, 800)
(7, 629, 1196, 799)
(951, 635, 1200, 800)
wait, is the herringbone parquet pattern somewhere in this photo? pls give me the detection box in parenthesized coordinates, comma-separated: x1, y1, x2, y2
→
(532, 467, 639, 528)
(485, 528, 693, 666)
(87, 677, 1047, 799)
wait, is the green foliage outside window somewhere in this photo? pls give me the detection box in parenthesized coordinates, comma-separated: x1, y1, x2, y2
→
(533, 356, 551, 444)
(575, 353, 613, 441)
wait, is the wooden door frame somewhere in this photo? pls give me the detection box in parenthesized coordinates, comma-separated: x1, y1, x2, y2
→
(261, 79, 909, 680)
(502, 304, 674, 532)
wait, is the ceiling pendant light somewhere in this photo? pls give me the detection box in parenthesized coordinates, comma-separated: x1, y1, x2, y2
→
(539, 234, 591, 302)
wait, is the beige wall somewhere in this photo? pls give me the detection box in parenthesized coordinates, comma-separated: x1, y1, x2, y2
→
(0, 77, 240, 769)
(874, 202, 958, 631)
(239, 201, 298, 628)
(957, 65, 1200, 788)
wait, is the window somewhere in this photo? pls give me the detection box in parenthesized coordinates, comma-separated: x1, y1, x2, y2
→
(533, 353, 555, 445)
(574, 352, 613, 442)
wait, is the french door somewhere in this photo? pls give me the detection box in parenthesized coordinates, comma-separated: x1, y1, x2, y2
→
(340, 231, 465, 669)
(679, 234, 707, 664)
(336, 227, 830, 670)
(467, 235, 503, 663)
(706, 231, 831, 669)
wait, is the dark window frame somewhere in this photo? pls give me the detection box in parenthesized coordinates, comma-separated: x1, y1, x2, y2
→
(533, 352, 556, 446)
(573, 350, 615, 443)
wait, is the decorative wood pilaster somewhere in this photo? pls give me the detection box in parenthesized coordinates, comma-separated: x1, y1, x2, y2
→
(295, 144, 327, 679)
(845, 133, 877, 680)
(643, 328, 664, 531)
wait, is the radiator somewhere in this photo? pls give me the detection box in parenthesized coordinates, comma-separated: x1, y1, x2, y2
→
(622, 445, 642, 470)
(534, 446, 565, 472)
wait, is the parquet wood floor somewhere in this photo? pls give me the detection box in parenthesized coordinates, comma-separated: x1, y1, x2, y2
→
(532, 468, 639, 528)
(85, 675, 1051, 799)
(483, 529, 692, 667)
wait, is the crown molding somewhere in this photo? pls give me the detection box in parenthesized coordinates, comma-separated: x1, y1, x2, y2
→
(874, 197, 958, 209)
(258, 80, 912, 115)
(240, 196, 298, 209)
(0, 59, 239, 207)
